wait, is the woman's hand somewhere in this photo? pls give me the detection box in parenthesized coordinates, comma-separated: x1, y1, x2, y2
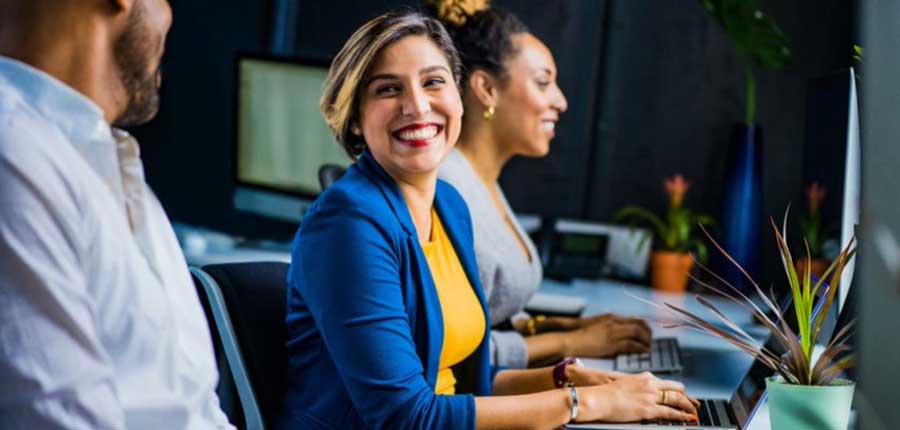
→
(563, 317, 653, 358)
(525, 313, 651, 336)
(574, 372, 700, 424)
(568, 365, 627, 387)
(577, 313, 649, 330)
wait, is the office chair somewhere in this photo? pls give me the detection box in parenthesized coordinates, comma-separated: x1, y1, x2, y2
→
(190, 262, 289, 430)
(318, 164, 347, 191)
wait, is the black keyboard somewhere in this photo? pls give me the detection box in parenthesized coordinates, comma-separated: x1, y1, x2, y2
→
(615, 337, 683, 374)
(640, 398, 736, 428)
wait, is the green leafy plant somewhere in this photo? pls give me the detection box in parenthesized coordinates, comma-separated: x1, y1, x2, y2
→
(655, 210, 857, 386)
(698, 0, 792, 125)
(614, 175, 715, 263)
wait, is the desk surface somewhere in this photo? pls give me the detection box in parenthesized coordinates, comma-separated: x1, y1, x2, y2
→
(538, 278, 774, 430)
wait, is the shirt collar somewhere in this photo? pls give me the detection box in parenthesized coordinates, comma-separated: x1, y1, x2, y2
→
(0, 55, 113, 150)
(356, 150, 419, 237)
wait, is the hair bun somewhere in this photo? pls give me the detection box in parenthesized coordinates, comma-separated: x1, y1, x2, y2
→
(428, 0, 490, 26)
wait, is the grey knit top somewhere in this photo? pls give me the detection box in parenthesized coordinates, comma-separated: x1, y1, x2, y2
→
(438, 149, 543, 368)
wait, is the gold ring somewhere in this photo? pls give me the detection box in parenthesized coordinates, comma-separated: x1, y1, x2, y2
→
(661, 390, 668, 406)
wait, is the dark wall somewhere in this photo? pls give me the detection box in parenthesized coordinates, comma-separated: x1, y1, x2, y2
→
(493, 0, 610, 220)
(504, 0, 855, 220)
(564, 0, 855, 280)
(133, 0, 855, 259)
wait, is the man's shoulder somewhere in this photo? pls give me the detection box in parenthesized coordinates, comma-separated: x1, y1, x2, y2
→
(0, 100, 86, 214)
(0, 94, 64, 161)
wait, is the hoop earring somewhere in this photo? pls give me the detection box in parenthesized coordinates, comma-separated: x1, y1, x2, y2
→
(483, 105, 496, 120)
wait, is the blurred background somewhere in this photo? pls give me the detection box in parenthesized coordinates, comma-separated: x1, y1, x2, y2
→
(130, 0, 859, 286)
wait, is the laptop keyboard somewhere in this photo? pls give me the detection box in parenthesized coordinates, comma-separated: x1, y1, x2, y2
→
(640, 398, 736, 428)
(615, 337, 683, 374)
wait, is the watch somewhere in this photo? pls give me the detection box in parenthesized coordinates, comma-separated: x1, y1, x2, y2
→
(553, 357, 582, 388)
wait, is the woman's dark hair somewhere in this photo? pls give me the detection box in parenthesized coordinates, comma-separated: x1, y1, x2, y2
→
(428, 1, 529, 87)
(320, 11, 463, 159)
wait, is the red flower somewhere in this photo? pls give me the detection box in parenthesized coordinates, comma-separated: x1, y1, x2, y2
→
(664, 175, 690, 208)
(806, 182, 826, 215)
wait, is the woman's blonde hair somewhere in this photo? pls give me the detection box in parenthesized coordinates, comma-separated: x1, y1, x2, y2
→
(321, 11, 463, 159)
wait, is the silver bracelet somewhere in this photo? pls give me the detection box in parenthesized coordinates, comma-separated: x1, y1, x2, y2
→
(569, 386, 579, 422)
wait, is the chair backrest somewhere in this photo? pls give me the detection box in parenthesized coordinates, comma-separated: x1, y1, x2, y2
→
(191, 269, 246, 428)
(191, 262, 289, 430)
(318, 164, 347, 191)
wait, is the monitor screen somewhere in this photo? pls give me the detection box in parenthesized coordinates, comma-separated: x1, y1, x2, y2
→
(236, 56, 348, 198)
(801, 68, 860, 311)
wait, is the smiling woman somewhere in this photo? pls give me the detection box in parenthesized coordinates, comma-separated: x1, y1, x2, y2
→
(280, 10, 699, 430)
(356, 35, 463, 184)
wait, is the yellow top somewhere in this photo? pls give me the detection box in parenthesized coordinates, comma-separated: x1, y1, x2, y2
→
(421, 209, 486, 395)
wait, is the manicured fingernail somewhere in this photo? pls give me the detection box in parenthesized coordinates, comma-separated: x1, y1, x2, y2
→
(689, 414, 698, 421)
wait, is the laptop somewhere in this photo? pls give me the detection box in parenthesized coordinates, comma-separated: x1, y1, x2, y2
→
(614, 337, 683, 374)
(570, 288, 830, 429)
(613, 291, 797, 375)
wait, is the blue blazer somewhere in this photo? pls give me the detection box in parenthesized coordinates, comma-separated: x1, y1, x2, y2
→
(279, 151, 494, 430)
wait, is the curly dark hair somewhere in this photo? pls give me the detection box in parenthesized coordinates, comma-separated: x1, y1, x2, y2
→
(429, 3, 529, 88)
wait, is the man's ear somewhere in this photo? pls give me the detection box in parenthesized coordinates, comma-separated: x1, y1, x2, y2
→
(467, 69, 500, 108)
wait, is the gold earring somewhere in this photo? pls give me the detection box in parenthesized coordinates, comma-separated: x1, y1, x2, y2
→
(483, 105, 495, 120)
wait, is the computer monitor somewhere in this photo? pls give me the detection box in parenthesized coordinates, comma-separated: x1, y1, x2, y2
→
(232, 53, 349, 223)
(801, 67, 860, 311)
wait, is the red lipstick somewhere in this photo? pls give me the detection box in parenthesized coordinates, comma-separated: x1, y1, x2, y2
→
(391, 122, 443, 148)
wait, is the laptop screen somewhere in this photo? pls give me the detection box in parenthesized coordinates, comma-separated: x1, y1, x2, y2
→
(731, 331, 780, 422)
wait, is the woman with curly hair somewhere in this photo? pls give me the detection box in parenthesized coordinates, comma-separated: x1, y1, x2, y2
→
(429, 0, 654, 369)
(279, 9, 698, 430)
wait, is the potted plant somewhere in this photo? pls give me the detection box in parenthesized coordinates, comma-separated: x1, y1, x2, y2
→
(797, 182, 829, 278)
(697, 0, 791, 290)
(660, 211, 857, 430)
(614, 175, 715, 292)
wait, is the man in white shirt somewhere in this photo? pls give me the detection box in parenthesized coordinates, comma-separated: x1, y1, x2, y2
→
(0, 0, 234, 428)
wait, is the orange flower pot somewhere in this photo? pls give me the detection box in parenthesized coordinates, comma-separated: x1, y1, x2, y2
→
(796, 259, 829, 279)
(651, 251, 694, 293)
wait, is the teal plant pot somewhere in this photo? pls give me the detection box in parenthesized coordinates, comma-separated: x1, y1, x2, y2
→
(766, 377, 855, 430)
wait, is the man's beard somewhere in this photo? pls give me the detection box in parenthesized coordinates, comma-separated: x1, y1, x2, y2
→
(112, 4, 162, 128)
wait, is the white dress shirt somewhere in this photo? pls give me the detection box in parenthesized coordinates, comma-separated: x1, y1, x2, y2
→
(0, 56, 234, 429)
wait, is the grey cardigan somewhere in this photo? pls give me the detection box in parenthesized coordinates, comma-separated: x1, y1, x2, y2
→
(438, 149, 543, 368)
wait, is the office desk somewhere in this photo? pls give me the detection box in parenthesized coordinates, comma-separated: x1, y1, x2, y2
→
(538, 278, 775, 430)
